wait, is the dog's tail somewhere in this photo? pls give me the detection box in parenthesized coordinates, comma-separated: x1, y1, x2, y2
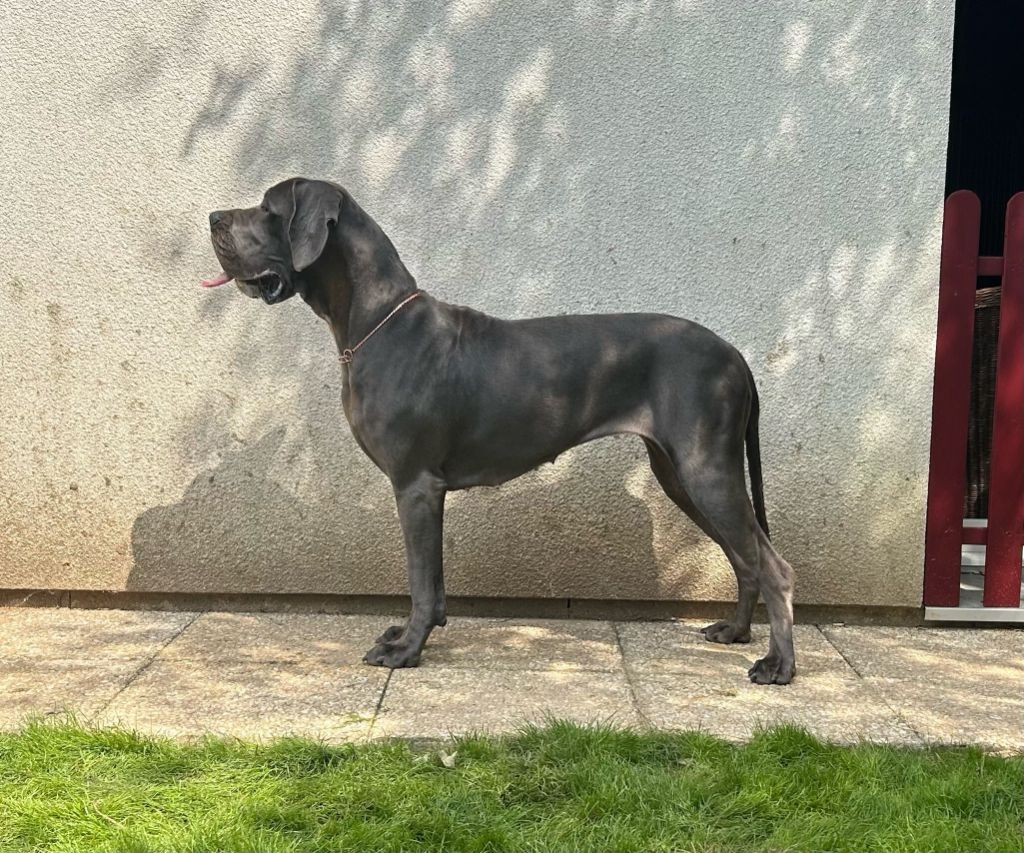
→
(745, 366, 770, 540)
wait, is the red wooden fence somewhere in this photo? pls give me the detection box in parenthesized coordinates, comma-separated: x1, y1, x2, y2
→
(924, 190, 1024, 608)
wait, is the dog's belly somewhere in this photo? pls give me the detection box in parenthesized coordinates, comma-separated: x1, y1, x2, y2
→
(439, 389, 656, 490)
(441, 419, 650, 490)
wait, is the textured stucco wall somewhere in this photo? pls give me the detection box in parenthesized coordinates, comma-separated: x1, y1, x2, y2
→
(1, 1, 953, 608)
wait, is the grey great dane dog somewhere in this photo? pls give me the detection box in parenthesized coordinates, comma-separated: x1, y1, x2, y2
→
(203, 177, 796, 684)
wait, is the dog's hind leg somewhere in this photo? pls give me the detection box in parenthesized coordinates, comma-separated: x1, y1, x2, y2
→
(645, 439, 756, 644)
(686, 461, 794, 684)
(649, 431, 795, 684)
(364, 473, 447, 668)
(746, 545, 795, 685)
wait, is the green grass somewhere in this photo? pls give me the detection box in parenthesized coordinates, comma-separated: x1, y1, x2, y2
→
(0, 719, 1021, 852)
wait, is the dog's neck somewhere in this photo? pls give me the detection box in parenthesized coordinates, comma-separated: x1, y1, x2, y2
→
(301, 231, 418, 355)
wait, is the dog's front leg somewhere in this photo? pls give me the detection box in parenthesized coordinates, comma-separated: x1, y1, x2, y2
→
(363, 474, 447, 668)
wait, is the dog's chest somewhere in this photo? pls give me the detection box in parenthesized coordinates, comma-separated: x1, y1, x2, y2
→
(339, 378, 392, 471)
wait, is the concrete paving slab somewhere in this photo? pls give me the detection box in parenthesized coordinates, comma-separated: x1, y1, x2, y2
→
(164, 612, 389, 665)
(2, 610, 1018, 750)
(0, 657, 139, 728)
(96, 659, 386, 741)
(422, 617, 622, 671)
(615, 620, 854, 680)
(821, 625, 1024, 679)
(0, 607, 194, 661)
(867, 677, 1023, 753)
(632, 673, 920, 745)
(374, 667, 641, 738)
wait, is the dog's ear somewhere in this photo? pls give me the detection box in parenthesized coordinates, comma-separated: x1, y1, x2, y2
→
(288, 179, 342, 272)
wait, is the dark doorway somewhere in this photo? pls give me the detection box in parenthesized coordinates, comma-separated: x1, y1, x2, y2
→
(945, 0, 1024, 518)
(945, 0, 1024, 252)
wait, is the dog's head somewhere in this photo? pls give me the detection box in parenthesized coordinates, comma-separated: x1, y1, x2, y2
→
(203, 178, 343, 304)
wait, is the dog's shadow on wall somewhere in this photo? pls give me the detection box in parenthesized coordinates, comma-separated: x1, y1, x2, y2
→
(444, 437, 663, 600)
(129, 424, 665, 599)
(130, 427, 310, 593)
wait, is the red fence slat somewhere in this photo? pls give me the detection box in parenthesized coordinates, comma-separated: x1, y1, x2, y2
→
(983, 192, 1024, 607)
(924, 191, 981, 607)
(961, 525, 988, 545)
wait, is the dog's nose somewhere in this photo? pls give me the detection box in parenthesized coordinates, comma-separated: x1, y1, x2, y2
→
(209, 210, 227, 228)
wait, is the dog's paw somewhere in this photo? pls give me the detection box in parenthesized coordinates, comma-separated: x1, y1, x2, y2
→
(700, 620, 752, 644)
(747, 655, 795, 685)
(363, 641, 422, 669)
(375, 625, 405, 645)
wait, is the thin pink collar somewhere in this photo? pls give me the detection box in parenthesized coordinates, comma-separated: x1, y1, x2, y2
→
(338, 290, 422, 365)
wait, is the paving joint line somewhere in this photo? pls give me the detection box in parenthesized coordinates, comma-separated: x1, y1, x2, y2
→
(861, 679, 928, 746)
(611, 621, 652, 727)
(366, 669, 394, 739)
(92, 612, 202, 720)
(816, 624, 926, 745)
(816, 624, 865, 678)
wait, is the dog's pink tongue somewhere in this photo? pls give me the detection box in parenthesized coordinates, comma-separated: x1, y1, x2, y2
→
(200, 272, 233, 288)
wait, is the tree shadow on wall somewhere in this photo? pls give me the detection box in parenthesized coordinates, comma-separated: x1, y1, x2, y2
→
(112, 0, 948, 606)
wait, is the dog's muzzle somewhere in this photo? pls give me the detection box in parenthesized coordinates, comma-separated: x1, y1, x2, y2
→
(243, 271, 292, 304)
(201, 269, 295, 304)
